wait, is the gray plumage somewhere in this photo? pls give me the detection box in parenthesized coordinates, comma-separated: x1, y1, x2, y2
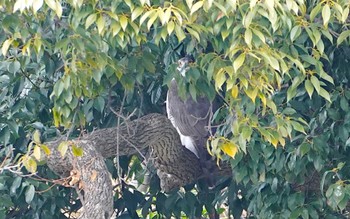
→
(166, 56, 218, 159)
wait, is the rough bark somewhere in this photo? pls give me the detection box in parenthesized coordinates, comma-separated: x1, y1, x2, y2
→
(45, 113, 210, 218)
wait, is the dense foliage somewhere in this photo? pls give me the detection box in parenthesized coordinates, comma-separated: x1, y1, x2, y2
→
(1, 0, 350, 218)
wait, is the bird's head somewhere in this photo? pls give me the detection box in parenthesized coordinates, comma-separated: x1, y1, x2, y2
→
(177, 55, 194, 77)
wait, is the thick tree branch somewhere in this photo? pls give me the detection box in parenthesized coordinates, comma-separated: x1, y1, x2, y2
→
(45, 113, 208, 218)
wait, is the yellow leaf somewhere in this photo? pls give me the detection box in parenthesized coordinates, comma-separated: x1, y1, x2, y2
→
(163, 8, 171, 24)
(72, 144, 83, 157)
(32, 0, 43, 13)
(2, 38, 13, 56)
(55, 1, 62, 18)
(33, 145, 41, 160)
(120, 15, 128, 31)
(322, 4, 330, 27)
(33, 130, 41, 143)
(245, 87, 258, 103)
(97, 15, 105, 35)
(24, 156, 37, 173)
(44, 0, 56, 11)
(244, 28, 252, 47)
(215, 68, 226, 90)
(167, 20, 175, 35)
(231, 84, 239, 98)
(40, 144, 51, 156)
(85, 13, 97, 29)
(279, 137, 285, 147)
(221, 141, 238, 158)
(147, 10, 158, 30)
(233, 53, 245, 72)
(131, 7, 144, 21)
(57, 141, 69, 157)
(190, 1, 203, 15)
(271, 137, 278, 148)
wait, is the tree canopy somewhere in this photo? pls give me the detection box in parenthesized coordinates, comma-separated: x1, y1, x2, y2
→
(1, 0, 350, 218)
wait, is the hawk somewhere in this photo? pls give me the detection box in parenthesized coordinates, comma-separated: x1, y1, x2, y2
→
(166, 55, 220, 175)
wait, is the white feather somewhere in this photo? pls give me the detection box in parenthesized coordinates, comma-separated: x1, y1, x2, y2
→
(166, 89, 199, 158)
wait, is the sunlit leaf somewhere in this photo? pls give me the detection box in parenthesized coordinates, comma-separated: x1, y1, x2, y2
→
(1, 38, 13, 56)
(33, 130, 41, 143)
(310, 76, 320, 94)
(221, 141, 238, 158)
(304, 79, 314, 98)
(33, 145, 41, 160)
(319, 87, 331, 102)
(85, 13, 97, 29)
(120, 15, 128, 31)
(190, 1, 203, 15)
(231, 84, 239, 98)
(244, 28, 252, 47)
(322, 4, 330, 27)
(72, 144, 83, 157)
(58, 141, 69, 157)
(337, 30, 350, 46)
(96, 16, 105, 35)
(167, 20, 175, 35)
(41, 144, 51, 156)
(32, 0, 43, 13)
(233, 53, 245, 72)
(24, 156, 37, 173)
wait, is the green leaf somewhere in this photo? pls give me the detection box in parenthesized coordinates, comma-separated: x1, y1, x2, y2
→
(25, 185, 35, 204)
(175, 25, 186, 42)
(244, 28, 252, 47)
(322, 4, 330, 27)
(304, 79, 314, 98)
(340, 96, 349, 111)
(299, 143, 310, 157)
(291, 121, 306, 134)
(233, 53, 245, 72)
(96, 15, 105, 35)
(242, 126, 253, 141)
(319, 87, 331, 102)
(131, 7, 144, 21)
(147, 10, 158, 30)
(337, 30, 350, 46)
(214, 68, 226, 90)
(290, 26, 301, 42)
(310, 3, 322, 21)
(72, 144, 83, 157)
(85, 13, 97, 29)
(310, 76, 320, 94)
(186, 26, 200, 42)
(10, 177, 22, 195)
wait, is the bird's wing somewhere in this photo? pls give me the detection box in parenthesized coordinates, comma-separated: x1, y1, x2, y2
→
(167, 80, 212, 140)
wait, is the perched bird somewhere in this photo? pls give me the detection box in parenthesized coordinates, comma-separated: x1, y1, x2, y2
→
(166, 55, 220, 180)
